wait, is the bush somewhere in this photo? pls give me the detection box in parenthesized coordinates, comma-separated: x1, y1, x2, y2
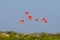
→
(0, 31, 60, 40)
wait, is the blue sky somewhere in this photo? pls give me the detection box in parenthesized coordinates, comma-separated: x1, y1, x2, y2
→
(0, 0, 60, 34)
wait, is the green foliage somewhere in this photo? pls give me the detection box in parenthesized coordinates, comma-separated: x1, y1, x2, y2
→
(0, 31, 60, 40)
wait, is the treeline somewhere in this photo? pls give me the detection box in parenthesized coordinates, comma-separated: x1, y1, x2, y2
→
(0, 31, 60, 40)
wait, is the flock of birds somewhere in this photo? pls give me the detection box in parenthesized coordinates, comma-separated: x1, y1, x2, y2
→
(20, 11, 48, 24)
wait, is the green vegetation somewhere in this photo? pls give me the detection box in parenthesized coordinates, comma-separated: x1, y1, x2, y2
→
(0, 31, 60, 40)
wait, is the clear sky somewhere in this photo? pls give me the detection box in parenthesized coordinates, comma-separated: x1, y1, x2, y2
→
(0, 0, 60, 34)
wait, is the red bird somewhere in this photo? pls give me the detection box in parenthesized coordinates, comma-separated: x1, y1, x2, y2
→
(35, 18, 40, 23)
(28, 15, 32, 20)
(24, 11, 29, 15)
(42, 17, 48, 23)
(20, 19, 25, 23)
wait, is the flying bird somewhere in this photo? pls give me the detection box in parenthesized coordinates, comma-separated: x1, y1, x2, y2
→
(35, 18, 40, 23)
(24, 11, 29, 15)
(28, 15, 33, 20)
(20, 19, 25, 23)
(42, 17, 48, 23)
